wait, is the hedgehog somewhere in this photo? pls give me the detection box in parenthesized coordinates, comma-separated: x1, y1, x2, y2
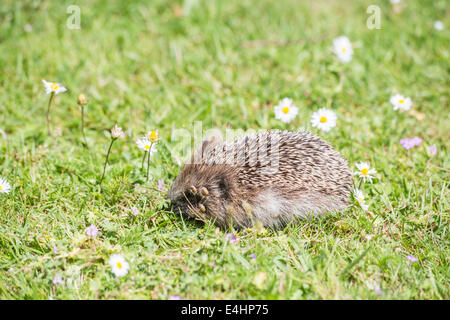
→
(167, 130, 352, 229)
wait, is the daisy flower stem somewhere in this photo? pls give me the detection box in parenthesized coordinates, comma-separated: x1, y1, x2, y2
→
(141, 151, 147, 171)
(358, 178, 363, 190)
(99, 138, 116, 185)
(46, 92, 55, 136)
(146, 142, 153, 182)
(81, 106, 89, 148)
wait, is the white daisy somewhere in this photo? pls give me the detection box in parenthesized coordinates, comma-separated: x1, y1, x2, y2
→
(332, 36, 353, 63)
(111, 124, 125, 139)
(108, 254, 129, 277)
(390, 0, 401, 4)
(136, 137, 157, 155)
(274, 98, 298, 123)
(42, 80, 67, 95)
(390, 94, 412, 111)
(354, 189, 369, 211)
(147, 130, 160, 143)
(0, 177, 11, 194)
(310, 108, 337, 132)
(434, 21, 444, 31)
(355, 162, 377, 183)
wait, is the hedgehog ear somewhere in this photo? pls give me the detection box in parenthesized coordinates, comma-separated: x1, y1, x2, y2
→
(190, 135, 222, 164)
(201, 133, 222, 152)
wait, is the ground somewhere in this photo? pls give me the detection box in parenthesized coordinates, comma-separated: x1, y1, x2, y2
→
(0, 0, 448, 299)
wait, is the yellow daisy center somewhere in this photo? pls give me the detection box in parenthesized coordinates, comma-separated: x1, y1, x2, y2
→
(0, 186, 3, 190)
(144, 145, 150, 150)
(398, 99, 404, 104)
(361, 168, 368, 175)
(320, 116, 327, 123)
(282, 107, 290, 114)
(50, 83, 58, 90)
(149, 131, 158, 142)
(341, 47, 347, 53)
(116, 262, 122, 269)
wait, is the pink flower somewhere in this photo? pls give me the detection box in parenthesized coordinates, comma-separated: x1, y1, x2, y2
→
(399, 138, 414, 150)
(52, 245, 58, 254)
(399, 136, 422, 150)
(406, 255, 418, 262)
(157, 179, 165, 191)
(85, 224, 98, 238)
(225, 233, 239, 244)
(374, 286, 383, 295)
(169, 295, 181, 300)
(427, 145, 437, 155)
(411, 136, 422, 146)
(131, 206, 140, 216)
(52, 275, 63, 285)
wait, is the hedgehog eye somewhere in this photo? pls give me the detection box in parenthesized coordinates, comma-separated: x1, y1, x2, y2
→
(184, 191, 197, 204)
(216, 175, 230, 200)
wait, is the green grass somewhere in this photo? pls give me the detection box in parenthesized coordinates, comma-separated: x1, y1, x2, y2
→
(0, 0, 448, 299)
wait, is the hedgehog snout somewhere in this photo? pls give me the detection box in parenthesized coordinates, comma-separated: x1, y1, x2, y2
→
(187, 185, 210, 213)
(170, 185, 211, 219)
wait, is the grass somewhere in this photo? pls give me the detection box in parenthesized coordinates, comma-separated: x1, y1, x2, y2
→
(0, 0, 448, 299)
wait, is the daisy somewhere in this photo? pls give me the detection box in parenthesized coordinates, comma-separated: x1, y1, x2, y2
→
(332, 36, 353, 63)
(390, 94, 412, 111)
(0, 177, 11, 194)
(354, 189, 369, 211)
(42, 80, 67, 95)
(111, 124, 125, 139)
(108, 254, 129, 277)
(253, 271, 267, 289)
(136, 137, 157, 155)
(99, 124, 125, 185)
(136, 136, 158, 182)
(434, 21, 444, 31)
(43, 80, 66, 136)
(310, 108, 337, 132)
(274, 98, 298, 123)
(355, 162, 377, 183)
(147, 130, 160, 143)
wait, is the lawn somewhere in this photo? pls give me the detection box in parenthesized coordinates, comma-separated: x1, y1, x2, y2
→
(0, 0, 448, 299)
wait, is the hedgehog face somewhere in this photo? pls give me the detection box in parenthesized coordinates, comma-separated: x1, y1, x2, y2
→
(168, 188, 201, 219)
(167, 166, 232, 224)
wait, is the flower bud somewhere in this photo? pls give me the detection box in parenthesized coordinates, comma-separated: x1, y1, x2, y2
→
(148, 130, 159, 143)
(77, 94, 87, 106)
(111, 124, 125, 139)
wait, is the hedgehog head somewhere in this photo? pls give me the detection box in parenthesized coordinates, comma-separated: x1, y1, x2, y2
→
(167, 137, 234, 224)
